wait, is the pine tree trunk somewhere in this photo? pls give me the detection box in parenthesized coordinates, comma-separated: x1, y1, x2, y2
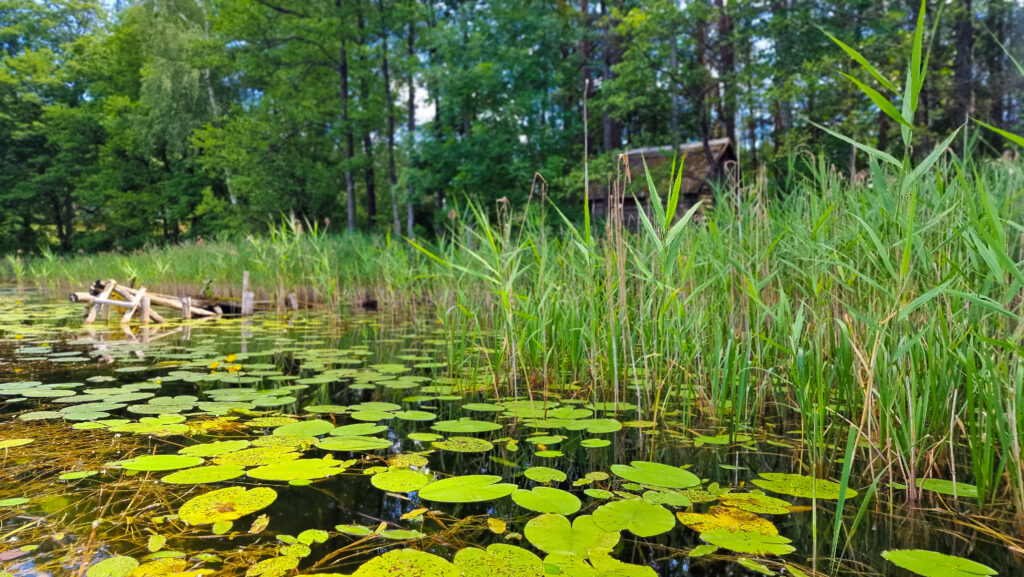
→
(406, 13, 416, 237)
(953, 0, 975, 126)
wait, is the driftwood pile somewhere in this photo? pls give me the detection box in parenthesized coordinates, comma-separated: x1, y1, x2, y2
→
(70, 279, 249, 325)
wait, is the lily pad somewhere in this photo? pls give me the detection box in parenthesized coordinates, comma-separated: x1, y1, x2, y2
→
(331, 423, 388, 436)
(86, 556, 139, 577)
(610, 461, 700, 489)
(316, 436, 392, 452)
(272, 419, 335, 437)
(524, 466, 567, 483)
(915, 479, 979, 499)
(700, 529, 795, 556)
(718, 491, 793, 515)
(419, 475, 517, 503)
(121, 455, 204, 472)
(592, 498, 675, 537)
(432, 437, 494, 453)
(881, 549, 997, 577)
(247, 458, 347, 482)
(178, 440, 251, 457)
(677, 506, 779, 535)
(246, 555, 299, 577)
(431, 418, 502, 433)
(371, 469, 431, 493)
(0, 438, 33, 449)
(214, 447, 301, 467)
(751, 473, 857, 500)
(352, 549, 456, 576)
(179, 486, 277, 526)
(0, 497, 30, 506)
(512, 487, 581, 515)
(160, 465, 246, 484)
(524, 514, 620, 558)
(453, 544, 544, 577)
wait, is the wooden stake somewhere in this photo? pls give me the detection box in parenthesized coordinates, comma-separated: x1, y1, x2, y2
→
(84, 280, 116, 325)
(140, 296, 151, 325)
(120, 287, 146, 324)
(181, 297, 192, 320)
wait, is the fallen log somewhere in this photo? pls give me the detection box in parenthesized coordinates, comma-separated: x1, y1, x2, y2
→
(116, 285, 217, 318)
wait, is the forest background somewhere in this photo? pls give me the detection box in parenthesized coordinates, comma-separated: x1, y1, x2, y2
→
(1, 0, 1022, 254)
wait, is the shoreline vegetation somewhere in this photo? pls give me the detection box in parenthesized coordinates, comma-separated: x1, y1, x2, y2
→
(4, 155, 1024, 527)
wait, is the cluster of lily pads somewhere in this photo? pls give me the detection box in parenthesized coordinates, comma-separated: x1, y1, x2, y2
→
(0, 299, 1005, 577)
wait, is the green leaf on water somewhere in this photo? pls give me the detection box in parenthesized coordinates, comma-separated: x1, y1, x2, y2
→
(718, 491, 793, 515)
(915, 479, 979, 499)
(245, 555, 299, 577)
(247, 458, 347, 482)
(737, 557, 776, 575)
(59, 470, 98, 480)
(700, 530, 795, 556)
(85, 556, 138, 577)
(524, 514, 620, 558)
(0, 438, 33, 449)
(351, 549, 456, 576)
(335, 524, 373, 536)
(418, 475, 517, 503)
(524, 466, 566, 483)
(881, 550, 997, 577)
(453, 543, 544, 577)
(0, 497, 30, 507)
(147, 534, 166, 553)
(512, 487, 581, 515)
(330, 423, 388, 436)
(121, 455, 204, 472)
(178, 440, 251, 457)
(316, 436, 392, 452)
(297, 529, 328, 545)
(371, 469, 431, 493)
(610, 461, 700, 489)
(642, 490, 691, 508)
(161, 465, 246, 484)
(178, 486, 277, 526)
(689, 544, 718, 557)
(584, 489, 613, 499)
(214, 447, 302, 467)
(592, 498, 675, 537)
(272, 419, 334, 437)
(432, 437, 494, 453)
(431, 418, 503, 433)
(751, 472, 858, 500)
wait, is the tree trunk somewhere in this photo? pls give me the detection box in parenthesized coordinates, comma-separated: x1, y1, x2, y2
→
(669, 31, 679, 150)
(600, 0, 622, 152)
(377, 0, 400, 236)
(406, 13, 416, 237)
(715, 0, 736, 145)
(340, 35, 356, 232)
(953, 0, 975, 126)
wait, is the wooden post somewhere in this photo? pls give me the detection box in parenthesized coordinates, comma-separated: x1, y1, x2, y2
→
(120, 287, 146, 324)
(241, 271, 254, 317)
(84, 280, 117, 325)
(140, 296, 151, 325)
(288, 292, 299, 311)
(181, 297, 192, 320)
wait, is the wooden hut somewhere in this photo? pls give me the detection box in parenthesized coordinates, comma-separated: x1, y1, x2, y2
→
(588, 138, 736, 227)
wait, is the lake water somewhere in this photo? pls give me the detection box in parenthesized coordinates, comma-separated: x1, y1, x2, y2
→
(0, 287, 1019, 576)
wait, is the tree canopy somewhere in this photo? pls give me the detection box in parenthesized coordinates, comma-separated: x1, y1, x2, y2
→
(1, 0, 1021, 252)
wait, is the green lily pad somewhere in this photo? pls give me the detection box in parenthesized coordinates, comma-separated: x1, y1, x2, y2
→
(677, 506, 779, 535)
(700, 529, 795, 556)
(642, 490, 691, 508)
(432, 437, 494, 453)
(316, 436, 393, 452)
(751, 473, 857, 500)
(0, 497, 30, 506)
(524, 514, 620, 558)
(121, 455, 204, 472)
(453, 543, 544, 577)
(580, 439, 611, 448)
(247, 458, 347, 482)
(718, 491, 793, 515)
(371, 469, 431, 493)
(419, 475, 517, 503)
(59, 470, 100, 481)
(915, 479, 979, 499)
(610, 461, 700, 489)
(512, 487, 581, 515)
(881, 549, 997, 577)
(352, 549, 457, 576)
(214, 447, 301, 467)
(178, 440, 251, 457)
(584, 489, 613, 499)
(395, 410, 437, 421)
(592, 498, 675, 537)
(0, 438, 33, 449)
(272, 419, 335, 437)
(86, 556, 139, 577)
(408, 432, 444, 442)
(524, 466, 567, 483)
(331, 423, 388, 436)
(335, 524, 373, 536)
(246, 555, 299, 577)
(431, 418, 503, 433)
(178, 486, 277, 526)
(162, 464, 246, 484)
